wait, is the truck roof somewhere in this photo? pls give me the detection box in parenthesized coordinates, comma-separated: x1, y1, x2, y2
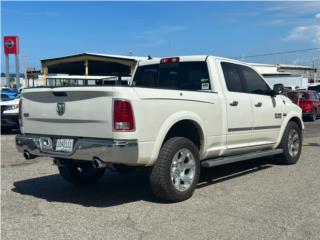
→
(138, 55, 245, 66)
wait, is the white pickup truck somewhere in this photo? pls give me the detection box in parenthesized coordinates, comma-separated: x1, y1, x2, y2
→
(16, 56, 303, 202)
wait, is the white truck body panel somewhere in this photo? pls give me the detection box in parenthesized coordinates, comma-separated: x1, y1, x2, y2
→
(18, 55, 303, 166)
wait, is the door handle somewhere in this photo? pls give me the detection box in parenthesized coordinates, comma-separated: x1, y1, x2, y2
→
(255, 102, 262, 107)
(229, 101, 239, 106)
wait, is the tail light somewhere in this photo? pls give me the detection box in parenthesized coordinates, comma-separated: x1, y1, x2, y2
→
(18, 98, 23, 127)
(113, 99, 135, 131)
(300, 100, 313, 112)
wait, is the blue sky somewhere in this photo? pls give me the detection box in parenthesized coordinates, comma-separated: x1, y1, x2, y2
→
(1, 1, 320, 72)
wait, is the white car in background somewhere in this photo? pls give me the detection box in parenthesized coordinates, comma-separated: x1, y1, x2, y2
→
(1, 96, 20, 131)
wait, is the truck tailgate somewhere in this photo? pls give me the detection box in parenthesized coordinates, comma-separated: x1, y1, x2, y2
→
(22, 87, 115, 138)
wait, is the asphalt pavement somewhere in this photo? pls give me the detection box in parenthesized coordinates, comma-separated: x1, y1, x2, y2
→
(1, 121, 320, 240)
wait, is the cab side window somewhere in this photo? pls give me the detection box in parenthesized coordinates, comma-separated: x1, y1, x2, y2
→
(221, 62, 244, 93)
(237, 65, 270, 95)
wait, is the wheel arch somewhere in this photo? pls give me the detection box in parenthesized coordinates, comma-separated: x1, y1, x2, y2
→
(275, 113, 304, 148)
(163, 119, 204, 150)
(148, 112, 206, 166)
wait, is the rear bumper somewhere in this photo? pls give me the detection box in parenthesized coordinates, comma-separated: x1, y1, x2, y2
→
(16, 134, 139, 165)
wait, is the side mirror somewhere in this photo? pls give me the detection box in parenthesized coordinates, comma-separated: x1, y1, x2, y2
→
(273, 84, 284, 95)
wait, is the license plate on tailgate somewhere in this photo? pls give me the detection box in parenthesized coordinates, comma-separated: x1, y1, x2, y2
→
(55, 139, 74, 152)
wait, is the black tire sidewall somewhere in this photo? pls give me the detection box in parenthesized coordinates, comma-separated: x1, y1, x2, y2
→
(281, 122, 302, 164)
(150, 137, 200, 202)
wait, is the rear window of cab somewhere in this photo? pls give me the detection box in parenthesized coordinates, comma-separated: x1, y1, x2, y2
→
(133, 61, 211, 91)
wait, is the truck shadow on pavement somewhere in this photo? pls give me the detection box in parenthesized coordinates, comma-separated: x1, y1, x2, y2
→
(12, 158, 273, 207)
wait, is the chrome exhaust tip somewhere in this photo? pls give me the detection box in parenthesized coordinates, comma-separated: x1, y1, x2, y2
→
(92, 157, 107, 169)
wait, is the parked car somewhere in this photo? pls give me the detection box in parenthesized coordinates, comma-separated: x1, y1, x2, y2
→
(1, 93, 12, 102)
(1, 87, 18, 100)
(287, 90, 320, 121)
(308, 84, 320, 94)
(1, 95, 20, 131)
(16, 56, 303, 202)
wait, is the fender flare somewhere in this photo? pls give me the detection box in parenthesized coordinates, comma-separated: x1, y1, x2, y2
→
(275, 112, 304, 148)
(147, 111, 206, 166)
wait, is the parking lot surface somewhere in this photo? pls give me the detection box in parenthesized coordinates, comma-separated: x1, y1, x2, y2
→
(1, 121, 320, 240)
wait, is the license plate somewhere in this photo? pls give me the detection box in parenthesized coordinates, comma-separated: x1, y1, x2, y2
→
(55, 139, 74, 152)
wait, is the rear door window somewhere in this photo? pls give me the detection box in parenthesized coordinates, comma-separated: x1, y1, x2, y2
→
(133, 61, 211, 91)
(221, 62, 244, 92)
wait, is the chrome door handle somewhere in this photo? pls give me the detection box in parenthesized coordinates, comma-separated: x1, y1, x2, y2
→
(255, 102, 262, 107)
(229, 101, 239, 106)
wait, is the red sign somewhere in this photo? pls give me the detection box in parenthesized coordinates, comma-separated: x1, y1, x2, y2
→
(4, 36, 19, 55)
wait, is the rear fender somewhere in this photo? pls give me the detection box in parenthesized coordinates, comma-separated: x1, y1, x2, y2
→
(147, 111, 206, 166)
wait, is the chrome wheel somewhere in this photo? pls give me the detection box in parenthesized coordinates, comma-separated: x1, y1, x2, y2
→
(288, 129, 300, 158)
(170, 148, 196, 192)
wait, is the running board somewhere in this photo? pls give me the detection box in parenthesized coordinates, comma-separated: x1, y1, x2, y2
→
(201, 149, 283, 168)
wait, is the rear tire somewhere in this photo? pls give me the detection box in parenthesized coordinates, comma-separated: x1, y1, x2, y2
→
(277, 121, 302, 165)
(149, 137, 200, 202)
(58, 160, 105, 186)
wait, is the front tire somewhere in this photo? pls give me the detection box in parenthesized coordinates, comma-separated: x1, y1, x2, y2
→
(149, 137, 200, 202)
(277, 121, 302, 165)
(58, 160, 105, 186)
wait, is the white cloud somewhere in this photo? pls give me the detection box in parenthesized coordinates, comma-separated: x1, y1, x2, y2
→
(264, 2, 320, 17)
(284, 25, 320, 45)
(316, 13, 320, 19)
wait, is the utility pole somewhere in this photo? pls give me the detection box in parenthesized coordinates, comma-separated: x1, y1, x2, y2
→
(15, 54, 20, 90)
(316, 59, 319, 83)
(5, 54, 10, 87)
(23, 54, 28, 87)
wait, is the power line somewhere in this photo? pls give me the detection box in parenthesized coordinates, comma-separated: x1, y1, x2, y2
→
(233, 47, 320, 59)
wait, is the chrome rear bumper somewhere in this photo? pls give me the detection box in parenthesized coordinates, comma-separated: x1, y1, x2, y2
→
(16, 134, 138, 165)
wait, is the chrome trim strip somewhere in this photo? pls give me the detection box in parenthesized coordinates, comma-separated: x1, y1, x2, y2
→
(27, 118, 104, 123)
(228, 125, 280, 132)
(228, 127, 252, 132)
(16, 134, 138, 165)
(142, 98, 215, 105)
(253, 125, 281, 130)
